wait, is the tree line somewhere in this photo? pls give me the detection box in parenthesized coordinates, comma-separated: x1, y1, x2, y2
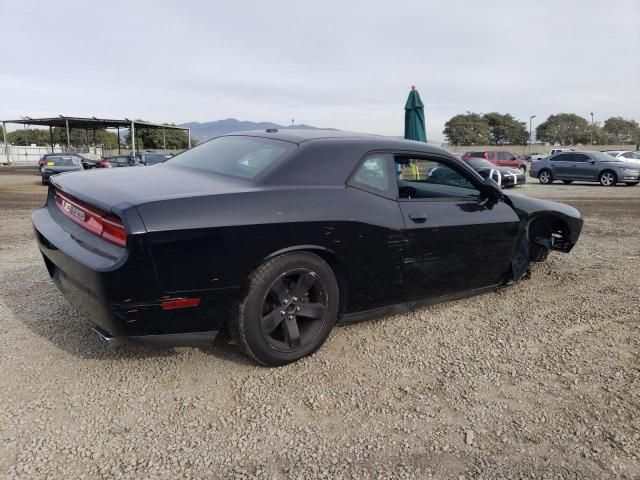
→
(444, 113, 640, 146)
(1, 122, 194, 150)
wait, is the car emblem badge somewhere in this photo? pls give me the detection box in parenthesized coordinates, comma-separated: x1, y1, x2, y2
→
(62, 200, 85, 221)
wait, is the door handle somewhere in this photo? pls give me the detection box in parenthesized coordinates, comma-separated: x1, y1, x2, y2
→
(409, 213, 427, 223)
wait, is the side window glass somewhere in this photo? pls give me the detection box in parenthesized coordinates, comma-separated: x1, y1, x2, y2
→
(551, 154, 567, 162)
(497, 152, 508, 160)
(350, 154, 391, 193)
(396, 157, 480, 199)
(573, 154, 588, 163)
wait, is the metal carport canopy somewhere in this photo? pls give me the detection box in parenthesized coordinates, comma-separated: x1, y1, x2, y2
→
(1, 116, 191, 155)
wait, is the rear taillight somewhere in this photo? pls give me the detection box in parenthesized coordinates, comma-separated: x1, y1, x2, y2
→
(54, 189, 126, 247)
(99, 159, 111, 166)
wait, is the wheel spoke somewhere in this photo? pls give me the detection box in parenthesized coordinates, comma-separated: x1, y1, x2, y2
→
(291, 272, 317, 299)
(269, 278, 289, 303)
(262, 309, 284, 334)
(297, 302, 326, 320)
(283, 316, 301, 348)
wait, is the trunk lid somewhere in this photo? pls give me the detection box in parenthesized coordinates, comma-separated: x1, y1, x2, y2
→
(51, 163, 258, 213)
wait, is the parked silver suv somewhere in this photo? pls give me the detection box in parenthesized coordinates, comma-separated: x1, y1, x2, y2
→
(529, 150, 640, 186)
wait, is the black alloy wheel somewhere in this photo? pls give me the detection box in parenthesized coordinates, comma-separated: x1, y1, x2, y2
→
(260, 268, 328, 352)
(230, 252, 339, 366)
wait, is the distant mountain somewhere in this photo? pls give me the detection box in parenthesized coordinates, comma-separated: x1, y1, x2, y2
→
(179, 118, 334, 142)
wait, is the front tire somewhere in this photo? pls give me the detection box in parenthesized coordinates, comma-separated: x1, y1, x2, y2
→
(599, 170, 617, 186)
(230, 252, 339, 366)
(538, 169, 553, 184)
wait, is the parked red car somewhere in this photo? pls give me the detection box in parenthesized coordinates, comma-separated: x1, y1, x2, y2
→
(462, 150, 527, 173)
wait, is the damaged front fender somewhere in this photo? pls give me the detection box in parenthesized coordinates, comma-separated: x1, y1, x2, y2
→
(503, 192, 583, 281)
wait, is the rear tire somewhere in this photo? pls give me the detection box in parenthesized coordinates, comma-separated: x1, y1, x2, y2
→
(41, 178, 47, 185)
(230, 251, 339, 366)
(519, 165, 526, 174)
(599, 170, 617, 186)
(538, 169, 553, 184)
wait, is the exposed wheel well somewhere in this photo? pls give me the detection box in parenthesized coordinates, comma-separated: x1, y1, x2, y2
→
(528, 215, 573, 254)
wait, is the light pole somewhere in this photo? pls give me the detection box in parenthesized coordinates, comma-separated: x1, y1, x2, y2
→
(590, 112, 594, 144)
(529, 115, 536, 155)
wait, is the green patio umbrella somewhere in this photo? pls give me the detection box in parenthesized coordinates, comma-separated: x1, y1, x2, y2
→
(404, 86, 426, 142)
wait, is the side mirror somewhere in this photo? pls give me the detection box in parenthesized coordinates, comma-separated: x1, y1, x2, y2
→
(480, 177, 503, 201)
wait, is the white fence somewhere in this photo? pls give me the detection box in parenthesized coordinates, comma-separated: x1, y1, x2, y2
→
(0, 144, 103, 166)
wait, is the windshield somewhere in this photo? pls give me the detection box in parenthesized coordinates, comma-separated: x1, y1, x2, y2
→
(168, 136, 297, 180)
(46, 156, 80, 167)
(591, 151, 626, 162)
(467, 158, 496, 169)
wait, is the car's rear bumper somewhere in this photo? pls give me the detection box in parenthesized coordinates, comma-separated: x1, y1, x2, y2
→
(32, 204, 235, 346)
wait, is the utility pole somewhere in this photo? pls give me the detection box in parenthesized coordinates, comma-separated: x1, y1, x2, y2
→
(590, 112, 594, 144)
(529, 115, 536, 156)
(131, 121, 136, 156)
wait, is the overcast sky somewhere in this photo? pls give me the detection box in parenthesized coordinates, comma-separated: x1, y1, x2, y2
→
(1, 0, 638, 141)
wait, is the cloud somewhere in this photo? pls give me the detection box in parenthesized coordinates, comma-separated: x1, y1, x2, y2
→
(1, 0, 638, 141)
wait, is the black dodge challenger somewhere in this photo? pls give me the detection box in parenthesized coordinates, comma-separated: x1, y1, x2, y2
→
(33, 130, 583, 365)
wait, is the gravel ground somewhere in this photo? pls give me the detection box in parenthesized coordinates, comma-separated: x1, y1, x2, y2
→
(0, 172, 638, 479)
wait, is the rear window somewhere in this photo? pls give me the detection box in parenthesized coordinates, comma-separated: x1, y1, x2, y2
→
(168, 136, 296, 180)
(46, 156, 80, 166)
(467, 158, 496, 169)
(467, 151, 485, 158)
(144, 154, 173, 165)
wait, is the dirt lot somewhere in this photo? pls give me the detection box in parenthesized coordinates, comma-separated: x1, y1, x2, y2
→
(0, 172, 638, 479)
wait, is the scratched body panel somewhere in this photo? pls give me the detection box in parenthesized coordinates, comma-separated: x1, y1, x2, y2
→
(32, 129, 583, 345)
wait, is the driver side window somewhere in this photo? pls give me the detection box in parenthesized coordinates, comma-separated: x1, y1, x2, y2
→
(396, 157, 480, 199)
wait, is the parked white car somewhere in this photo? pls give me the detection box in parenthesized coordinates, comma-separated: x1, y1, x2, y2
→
(550, 148, 575, 155)
(604, 150, 640, 164)
(530, 152, 548, 161)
